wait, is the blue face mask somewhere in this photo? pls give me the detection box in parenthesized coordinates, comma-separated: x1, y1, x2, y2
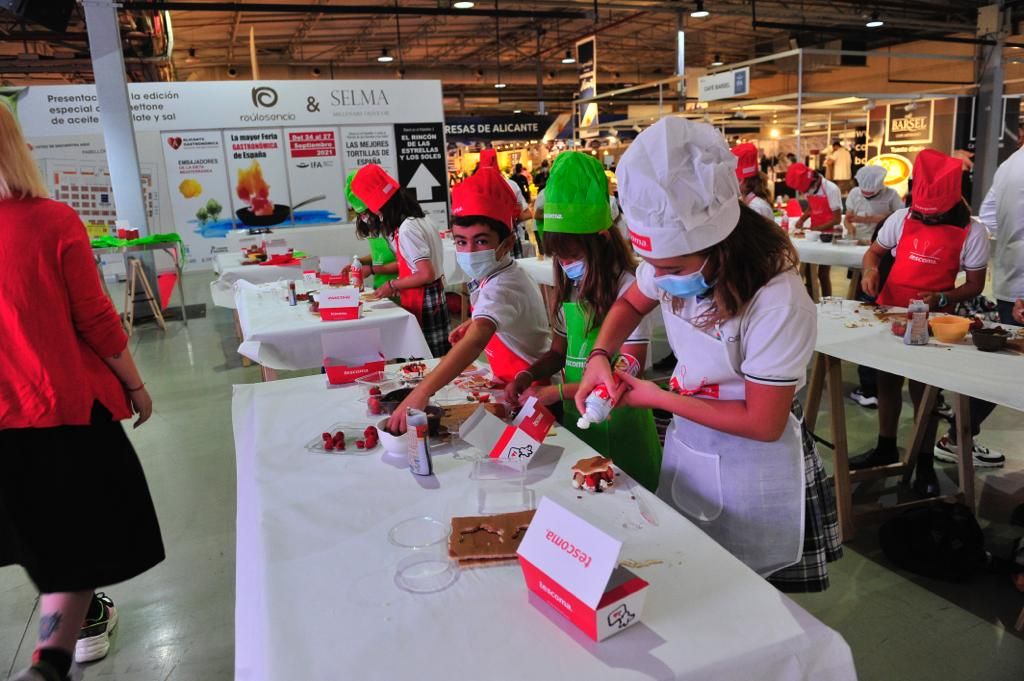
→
(456, 248, 508, 281)
(654, 257, 711, 299)
(560, 259, 586, 282)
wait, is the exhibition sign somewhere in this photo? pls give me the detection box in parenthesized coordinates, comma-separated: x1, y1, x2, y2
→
(10, 80, 447, 270)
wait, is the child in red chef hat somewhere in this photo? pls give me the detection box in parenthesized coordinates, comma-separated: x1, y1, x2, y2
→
(386, 165, 551, 434)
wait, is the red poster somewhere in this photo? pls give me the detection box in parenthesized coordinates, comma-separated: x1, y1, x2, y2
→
(288, 130, 337, 158)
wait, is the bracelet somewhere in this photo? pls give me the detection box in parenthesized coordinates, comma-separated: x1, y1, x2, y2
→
(937, 292, 949, 308)
(124, 383, 145, 392)
(389, 280, 398, 294)
(586, 348, 612, 364)
(558, 383, 565, 401)
(515, 369, 534, 384)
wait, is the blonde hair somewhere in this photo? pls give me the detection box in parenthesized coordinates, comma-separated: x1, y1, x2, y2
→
(0, 104, 48, 200)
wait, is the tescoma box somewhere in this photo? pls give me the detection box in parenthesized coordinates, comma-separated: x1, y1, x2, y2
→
(458, 396, 555, 462)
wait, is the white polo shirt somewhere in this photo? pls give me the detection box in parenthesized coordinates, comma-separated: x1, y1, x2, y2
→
(397, 216, 445, 278)
(876, 208, 990, 272)
(745, 194, 775, 221)
(636, 263, 816, 398)
(980, 146, 1024, 301)
(846, 187, 904, 240)
(470, 261, 551, 363)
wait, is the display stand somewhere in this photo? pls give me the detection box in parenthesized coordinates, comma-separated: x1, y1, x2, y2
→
(92, 239, 189, 334)
(123, 258, 166, 336)
(804, 352, 976, 541)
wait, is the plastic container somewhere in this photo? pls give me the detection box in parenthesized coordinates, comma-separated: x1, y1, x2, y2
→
(577, 384, 613, 429)
(303, 422, 379, 455)
(904, 299, 930, 345)
(394, 552, 458, 594)
(805, 230, 821, 242)
(971, 327, 1009, 352)
(388, 516, 450, 549)
(355, 371, 404, 397)
(929, 315, 971, 343)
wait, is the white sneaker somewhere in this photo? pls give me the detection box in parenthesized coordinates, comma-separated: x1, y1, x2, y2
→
(933, 436, 1006, 468)
(848, 388, 878, 408)
(74, 593, 118, 664)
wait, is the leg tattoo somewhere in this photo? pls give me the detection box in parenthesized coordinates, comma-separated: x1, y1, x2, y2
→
(39, 612, 63, 642)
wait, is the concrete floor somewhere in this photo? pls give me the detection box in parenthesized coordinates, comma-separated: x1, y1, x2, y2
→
(2, 270, 1023, 680)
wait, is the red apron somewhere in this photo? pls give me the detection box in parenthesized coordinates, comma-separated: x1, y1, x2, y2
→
(807, 195, 835, 229)
(393, 230, 426, 323)
(877, 213, 968, 308)
(473, 269, 550, 386)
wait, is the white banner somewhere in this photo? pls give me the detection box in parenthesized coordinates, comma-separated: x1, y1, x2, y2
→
(341, 125, 398, 178)
(698, 67, 750, 102)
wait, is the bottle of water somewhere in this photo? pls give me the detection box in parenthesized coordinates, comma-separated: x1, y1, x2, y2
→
(349, 254, 364, 291)
(576, 384, 613, 430)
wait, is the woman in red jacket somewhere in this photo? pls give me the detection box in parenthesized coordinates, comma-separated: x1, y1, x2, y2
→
(0, 105, 164, 681)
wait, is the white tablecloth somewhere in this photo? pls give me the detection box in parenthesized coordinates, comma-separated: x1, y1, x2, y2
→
(792, 239, 868, 269)
(232, 372, 857, 681)
(211, 254, 310, 309)
(816, 303, 1024, 411)
(517, 255, 557, 287)
(234, 284, 431, 370)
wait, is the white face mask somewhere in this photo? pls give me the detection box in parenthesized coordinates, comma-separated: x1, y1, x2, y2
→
(456, 247, 509, 281)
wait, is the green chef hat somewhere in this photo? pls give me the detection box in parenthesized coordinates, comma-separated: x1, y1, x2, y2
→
(345, 169, 368, 214)
(543, 152, 612, 234)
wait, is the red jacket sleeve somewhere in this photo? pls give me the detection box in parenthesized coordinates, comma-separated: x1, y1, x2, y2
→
(59, 213, 129, 358)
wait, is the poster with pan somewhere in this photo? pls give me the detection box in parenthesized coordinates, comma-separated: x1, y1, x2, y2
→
(284, 127, 345, 225)
(224, 127, 293, 229)
(161, 130, 235, 241)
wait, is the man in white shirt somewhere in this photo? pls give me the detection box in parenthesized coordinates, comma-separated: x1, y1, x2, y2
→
(825, 142, 853, 193)
(980, 145, 1024, 325)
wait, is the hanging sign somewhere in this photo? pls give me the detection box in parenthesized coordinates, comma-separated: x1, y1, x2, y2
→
(395, 122, 447, 204)
(445, 115, 554, 142)
(884, 101, 934, 146)
(698, 67, 750, 102)
(577, 36, 599, 137)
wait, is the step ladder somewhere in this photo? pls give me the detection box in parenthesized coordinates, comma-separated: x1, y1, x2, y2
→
(123, 257, 166, 336)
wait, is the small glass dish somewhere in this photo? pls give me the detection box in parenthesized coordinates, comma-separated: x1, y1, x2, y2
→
(355, 371, 404, 397)
(394, 552, 458, 594)
(470, 458, 528, 481)
(476, 481, 535, 515)
(387, 516, 451, 550)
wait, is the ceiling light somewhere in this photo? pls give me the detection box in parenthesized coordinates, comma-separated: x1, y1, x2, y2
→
(690, 1, 709, 19)
(561, 50, 575, 64)
(769, 128, 780, 139)
(865, 12, 883, 28)
(711, 53, 724, 66)
(377, 49, 394, 63)
(494, 82, 507, 89)
(513, 108, 522, 113)
(452, 1, 475, 8)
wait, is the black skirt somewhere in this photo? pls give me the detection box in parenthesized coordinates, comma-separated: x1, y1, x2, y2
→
(0, 402, 165, 593)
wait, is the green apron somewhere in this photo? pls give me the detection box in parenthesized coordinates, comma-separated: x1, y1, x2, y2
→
(368, 236, 398, 290)
(562, 301, 662, 491)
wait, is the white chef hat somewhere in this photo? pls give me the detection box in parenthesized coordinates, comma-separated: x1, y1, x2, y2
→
(855, 164, 888, 193)
(617, 117, 740, 258)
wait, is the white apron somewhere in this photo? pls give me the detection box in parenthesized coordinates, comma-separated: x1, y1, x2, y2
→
(657, 305, 806, 576)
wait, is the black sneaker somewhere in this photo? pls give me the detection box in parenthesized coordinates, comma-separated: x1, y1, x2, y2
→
(912, 466, 941, 498)
(848, 388, 878, 408)
(934, 398, 954, 421)
(849, 448, 898, 470)
(9, 661, 80, 681)
(75, 593, 118, 663)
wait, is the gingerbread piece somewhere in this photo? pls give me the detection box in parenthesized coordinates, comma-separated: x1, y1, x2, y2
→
(571, 456, 615, 493)
(448, 509, 536, 563)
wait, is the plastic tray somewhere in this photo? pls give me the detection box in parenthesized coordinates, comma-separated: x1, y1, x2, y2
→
(303, 422, 380, 455)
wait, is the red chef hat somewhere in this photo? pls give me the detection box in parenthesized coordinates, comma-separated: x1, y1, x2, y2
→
(351, 164, 400, 213)
(452, 166, 519, 228)
(785, 162, 815, 193)
(910, 149, 963, 216)
(731, 143, 759, 181)
(478, 148, 499, 170)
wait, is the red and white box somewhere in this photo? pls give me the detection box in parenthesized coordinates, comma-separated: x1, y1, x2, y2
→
(321, 328, 385, 385)
(303, 270, 319, 286)
(264, 238, 290, 257)
(458, 396, 555, 462)
(517, 497, 649, 642)
(318, 287, 361, 321)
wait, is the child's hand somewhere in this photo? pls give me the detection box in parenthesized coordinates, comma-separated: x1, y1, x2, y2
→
(615, 371, 664, 410)
(1014, 299, 1024, 325)
(519, 384, 561, 407)
(861, 268, 880, 297)
(360, 265, 373, 280)
(386, 388, 429, 434)
(575, 354, 615, 414)
(504, 370, 533, 405)
(371, 281, 393, 300)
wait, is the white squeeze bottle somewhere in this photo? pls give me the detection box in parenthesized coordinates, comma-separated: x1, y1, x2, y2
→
(577, 384, 613, 429)
(349, 254, 364, 291)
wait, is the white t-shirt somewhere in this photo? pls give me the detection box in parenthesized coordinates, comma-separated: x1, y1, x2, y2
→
(845, 187, 903, 240)
(806, 178, 843, 212)
(828, 147, 853, 181)
(552, 271, 651, 344)
(745, 194, 775, 221)
(876, 208, 990, 272)
(506, 177, 529, 212)
(396, 216, 445, 278)
(470, 261, 551, 364)
(636, 263, 815, 399)
(980, 146, 1024, 300)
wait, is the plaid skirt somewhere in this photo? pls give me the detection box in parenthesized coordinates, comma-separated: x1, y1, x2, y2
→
(418, 278, 451, 358)
(767, 399, 843, 593)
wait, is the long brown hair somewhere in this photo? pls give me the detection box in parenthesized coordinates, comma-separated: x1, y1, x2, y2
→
(543, 227, 637, 333)
(667, 202, 799, 328)
(741, 172, 770, 203)
(378, 188, 425, 237)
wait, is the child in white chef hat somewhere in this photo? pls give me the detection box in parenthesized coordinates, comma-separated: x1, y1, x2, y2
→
(576, 117, 842, 592)
(844, 164, 904, 243)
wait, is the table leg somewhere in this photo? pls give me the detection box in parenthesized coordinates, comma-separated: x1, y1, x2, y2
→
(826, 355, 855, 542)
(803, 263, 822, 303)
(123, 259, 136, 337)
(260, 365, 278, 382)
(233, 310, 253, 367)
(900, 384, 941, 486)
(953, 393, 976, 509)
(845, 270, 862, 301)
(173, 247, 188, 326)
(805, 353, 826, 434)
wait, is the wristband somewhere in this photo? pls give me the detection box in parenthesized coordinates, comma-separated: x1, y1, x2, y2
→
(587, 348, 612, 364)
(558, 383, 565, 401)
(937, 292, 949, 308)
